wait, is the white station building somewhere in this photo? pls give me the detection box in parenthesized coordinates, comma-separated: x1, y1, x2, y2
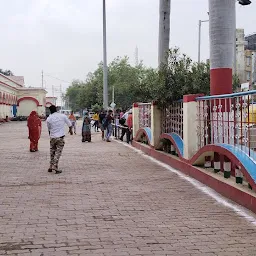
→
(0, 73, 53, 119)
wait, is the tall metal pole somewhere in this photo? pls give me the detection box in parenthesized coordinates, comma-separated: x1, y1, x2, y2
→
(112, 85, 115, 103)
(60, 84, 62, 110)
(233, 5, 237, 75)
(198, 20, 209, 63)
(209, 0, 235, 95)
(103, 0, 108, 109)
(198, 20, 202, 63)
(158, 0, 171, 67)
(42, 70, 44, 88)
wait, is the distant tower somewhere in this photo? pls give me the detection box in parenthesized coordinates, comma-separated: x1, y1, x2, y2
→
(135, 46, 139, 66)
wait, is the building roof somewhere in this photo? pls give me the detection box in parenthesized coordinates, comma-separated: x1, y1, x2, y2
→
(18, 87, 47, 93)
(9, 76, 25, 86)
(0, 73, 23, 88)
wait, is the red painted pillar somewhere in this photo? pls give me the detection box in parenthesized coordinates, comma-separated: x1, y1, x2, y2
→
(209, 0, 236, 95)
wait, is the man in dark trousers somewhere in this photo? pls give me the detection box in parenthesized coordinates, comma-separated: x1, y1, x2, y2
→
(99, 110, 106, 140)
(46, 105, 73, 174)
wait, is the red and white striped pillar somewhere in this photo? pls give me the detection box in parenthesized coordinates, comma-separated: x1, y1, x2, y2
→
(223, 156, 231, 178)
(235, 165, 243, 184)
(204, 156, 212, 168)
(209, 0, 236, 95)
(213, 152, 221, 173)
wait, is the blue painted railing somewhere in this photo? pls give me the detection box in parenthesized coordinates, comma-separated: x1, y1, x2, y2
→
(196, 90, 256, 101)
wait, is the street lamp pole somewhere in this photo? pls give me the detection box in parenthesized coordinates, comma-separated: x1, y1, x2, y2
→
(198, 19, 209, 63)
(198, 20, 202, 63)
(103, 0, 108, 109)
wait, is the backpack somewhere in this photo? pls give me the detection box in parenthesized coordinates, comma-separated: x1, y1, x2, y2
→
(102, 117, 108, 129)
(119, 118, 126, 125)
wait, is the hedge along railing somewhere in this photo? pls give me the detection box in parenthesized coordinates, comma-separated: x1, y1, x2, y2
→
(196, 90, 256, 158)
(138, 103, 151, 128)
(161, 100, 183, 139)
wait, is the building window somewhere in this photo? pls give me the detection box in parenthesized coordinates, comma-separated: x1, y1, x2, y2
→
(246, 56, 251, 66)
(247, 71, 251, 81)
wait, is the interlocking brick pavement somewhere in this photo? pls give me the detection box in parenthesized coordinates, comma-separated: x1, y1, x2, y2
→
(0, 121, 256, 256)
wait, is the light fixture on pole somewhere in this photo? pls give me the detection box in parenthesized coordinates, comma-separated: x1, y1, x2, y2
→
(238, 0, 251, 5)
(103, 0, 108, 110)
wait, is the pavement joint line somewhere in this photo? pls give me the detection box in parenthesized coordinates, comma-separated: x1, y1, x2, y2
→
(114, 140, 256, 227)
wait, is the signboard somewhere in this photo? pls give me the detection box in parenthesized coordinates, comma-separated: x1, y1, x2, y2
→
(241, 82, 249, 91)
(110, 102, 116, 109)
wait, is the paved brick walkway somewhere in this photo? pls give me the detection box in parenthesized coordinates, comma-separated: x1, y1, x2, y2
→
(0, 121, 256, 256)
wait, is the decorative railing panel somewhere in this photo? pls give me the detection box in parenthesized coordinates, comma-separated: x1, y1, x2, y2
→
(138, 103, 151, 128)
(196, 91, 256, 157)
(161, 101, 183, 139)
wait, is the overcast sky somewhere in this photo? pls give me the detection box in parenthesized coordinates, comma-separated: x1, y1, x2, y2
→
(0, 0, 255, 98)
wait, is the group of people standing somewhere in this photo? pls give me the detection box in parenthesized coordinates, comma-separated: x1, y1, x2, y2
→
(26, 107, 116, 174)
(119, 109, 133, 143)
(93, 109, 114, 142)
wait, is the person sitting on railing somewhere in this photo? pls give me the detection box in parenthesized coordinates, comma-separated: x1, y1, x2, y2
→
(119, 115, 127, 141)
(104, 109, 114, 142)
(120, 109, 132, 143)
(126, 110, 133, 143)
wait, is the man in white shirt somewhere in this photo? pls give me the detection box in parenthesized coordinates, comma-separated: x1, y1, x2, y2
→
(46, 105, 73, 174)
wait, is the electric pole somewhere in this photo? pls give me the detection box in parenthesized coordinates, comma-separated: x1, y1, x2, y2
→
(60, 84, 62, 110)
(42, 70, 44, 88)
(135, 46, 139, 66)
(112, 85, 115, 103)
(103, 0, 108, 109)
(158, 0, 171, 67)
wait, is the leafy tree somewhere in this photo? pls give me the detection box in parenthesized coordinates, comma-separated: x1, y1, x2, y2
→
(0, 69, 14, 76)
(65, 80, 84, 111)
(65, 50, 213, 110)
(153, 48, 210, 106)
(91, 103, 101, 112)
(232, 74, 241, 92)
(65, 57, 157, 111)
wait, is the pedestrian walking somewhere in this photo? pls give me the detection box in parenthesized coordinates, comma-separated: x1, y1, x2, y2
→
(99, 110, 106, 140)
(104, 109, 114, 142)
(92, 112, 99, 132)
(46, 105, 73, 174)
(82, 113, 92, 142)
(119, 115, 127, 141)
(27, 111, 42, 152)
(68, 111, 77, 134)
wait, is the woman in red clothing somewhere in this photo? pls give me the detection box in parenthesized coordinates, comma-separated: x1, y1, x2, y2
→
(27, 111, 42, 152)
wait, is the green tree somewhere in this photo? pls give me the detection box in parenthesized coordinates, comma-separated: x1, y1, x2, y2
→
(65, 80, 84, 111)
(65, 57, 157, 111)
(91, 103, 101, 112)
(232, 74, 241, 92)
(65, 50, 212, 110)
(153, 48, 210, 106)
(0, 69, 14, 76)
